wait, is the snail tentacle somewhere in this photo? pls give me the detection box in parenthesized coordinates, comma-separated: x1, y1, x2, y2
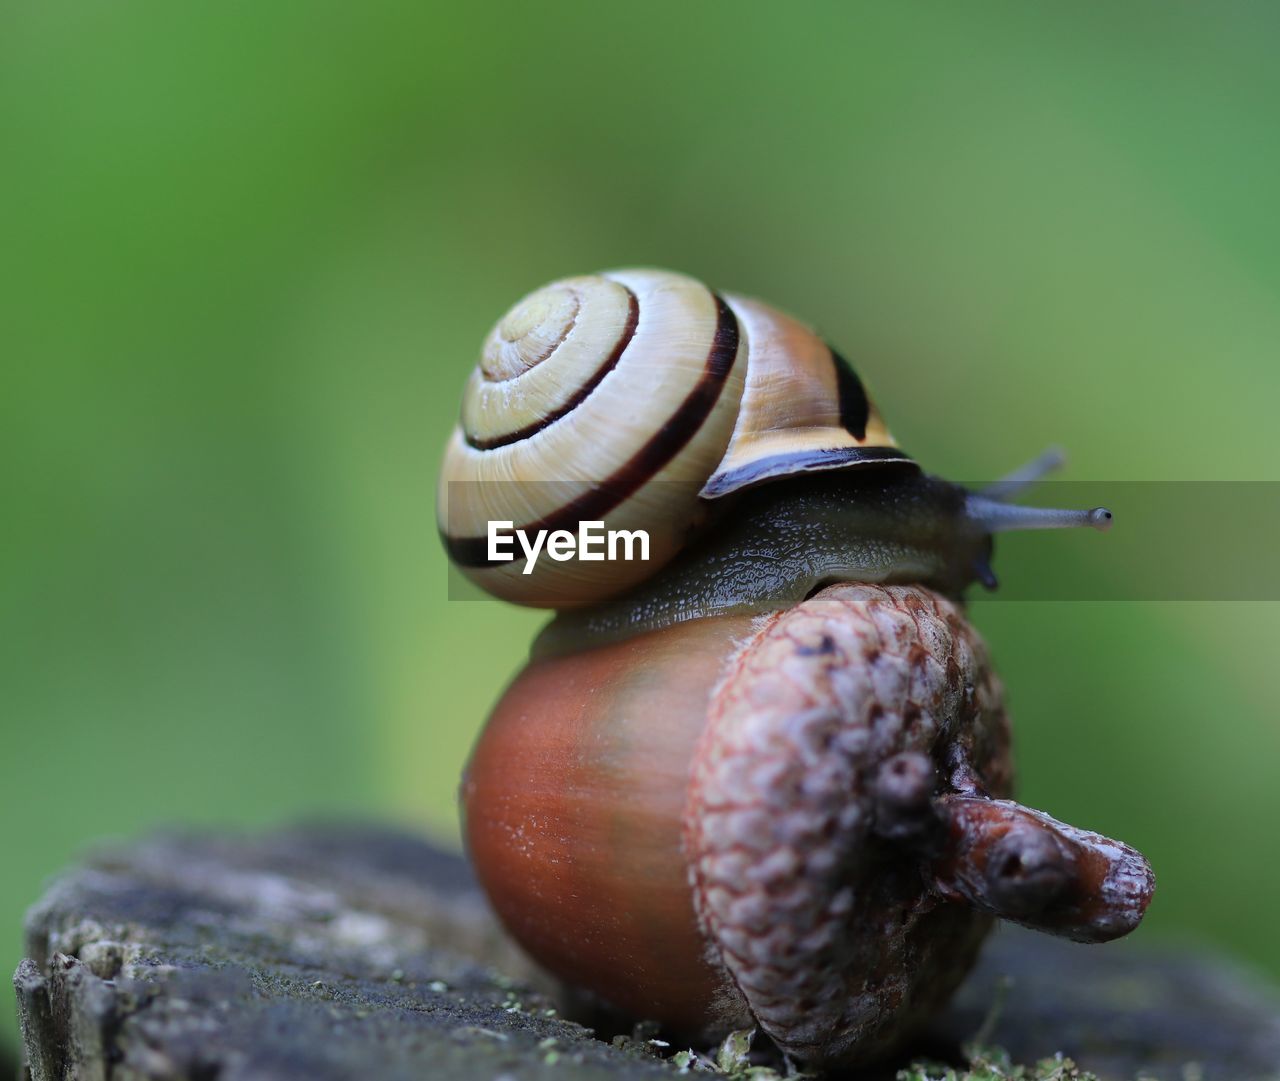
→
(980, 445, 1068, 501)
(964, 493, 1113, 534)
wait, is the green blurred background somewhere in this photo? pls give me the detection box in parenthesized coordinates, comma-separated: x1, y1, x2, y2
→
(3, 0, 1278, 1055)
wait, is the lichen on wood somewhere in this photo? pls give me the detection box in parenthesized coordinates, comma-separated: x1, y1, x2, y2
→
(13, 826, 1280, 1080)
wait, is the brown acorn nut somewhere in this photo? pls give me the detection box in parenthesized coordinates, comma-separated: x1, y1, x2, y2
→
(462, 583, 1154, 1069)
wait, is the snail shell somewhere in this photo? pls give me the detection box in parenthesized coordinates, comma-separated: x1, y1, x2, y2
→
(438, 269, 910, 607)
(461, 583, 1153, 1067)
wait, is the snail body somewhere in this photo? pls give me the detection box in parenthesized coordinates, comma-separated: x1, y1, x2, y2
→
(538, 470, 982, 649)
(443, 270, 1152, 1069)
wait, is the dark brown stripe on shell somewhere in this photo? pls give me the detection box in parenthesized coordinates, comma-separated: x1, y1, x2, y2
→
(830, 347, 871, 441)
(446, 292, 740, 568)
(700, 446, 917, 500)
(466, 289, 640, 450)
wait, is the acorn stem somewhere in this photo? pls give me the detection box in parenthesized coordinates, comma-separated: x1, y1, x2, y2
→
(964, 495, 1113, 534)
(927, 795, 1154, 943)
(981, 445, 1068, 501)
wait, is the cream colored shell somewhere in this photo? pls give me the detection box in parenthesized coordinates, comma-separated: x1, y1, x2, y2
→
(438, 268, 910, 608)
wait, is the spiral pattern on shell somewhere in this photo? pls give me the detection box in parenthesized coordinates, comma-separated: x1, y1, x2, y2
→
(438, 269, 910, 607)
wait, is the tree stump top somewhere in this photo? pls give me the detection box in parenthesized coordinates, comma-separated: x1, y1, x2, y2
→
(13, 825, 1280, 1080)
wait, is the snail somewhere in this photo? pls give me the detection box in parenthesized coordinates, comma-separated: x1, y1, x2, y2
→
(441, 269, 1154, 1069)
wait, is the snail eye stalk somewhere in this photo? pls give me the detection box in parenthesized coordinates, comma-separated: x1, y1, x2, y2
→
(981, 445, 1068, 501)
(966, 496, 1113, 535)
(967, 447, 1111, 534)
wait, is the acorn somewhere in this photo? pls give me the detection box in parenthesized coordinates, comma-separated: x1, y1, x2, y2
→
(443, 270, 1155, 1069)
(461, 584, 1152, 1068)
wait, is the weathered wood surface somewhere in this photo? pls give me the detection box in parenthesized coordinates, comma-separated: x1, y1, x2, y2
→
(13, 826, 1280, 1080)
